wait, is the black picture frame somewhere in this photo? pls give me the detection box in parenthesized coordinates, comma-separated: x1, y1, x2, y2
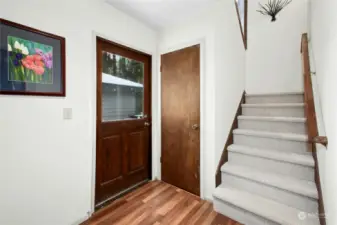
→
(0, 18, 66, 97)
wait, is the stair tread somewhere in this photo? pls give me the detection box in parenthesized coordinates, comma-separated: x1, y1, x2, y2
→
(246, 92, 304, 97)
(213, 186, 319, 225)
(242, 103, 305, 108)
(238, 115, 306, 123)
(228, 144, 314, 167)
(233, 129, 308, 142)
(221, 163, 318, 199)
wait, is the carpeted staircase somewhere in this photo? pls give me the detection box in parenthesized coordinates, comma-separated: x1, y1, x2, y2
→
(213, 92, 319, 225)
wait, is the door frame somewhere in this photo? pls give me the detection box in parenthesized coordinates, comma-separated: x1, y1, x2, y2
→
(90, 31, 155, 215)
(159, 38, 206, 199)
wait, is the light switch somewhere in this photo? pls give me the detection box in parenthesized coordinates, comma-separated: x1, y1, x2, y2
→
(63, 108, 73, 120)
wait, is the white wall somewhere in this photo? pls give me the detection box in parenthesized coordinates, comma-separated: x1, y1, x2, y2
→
(158, 0, 246, 200)
(214, 2, 246, 162)
(308, 0, 337, 224)
(245, 0, 307, 93)
(0, 0, 157, 225)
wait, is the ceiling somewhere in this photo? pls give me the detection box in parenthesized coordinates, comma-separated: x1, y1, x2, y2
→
(106, 0, 221, 30)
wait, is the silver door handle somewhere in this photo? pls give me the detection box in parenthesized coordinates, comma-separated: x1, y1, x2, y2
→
(144, 122, 151, 127)
(192, 124, 199, 130)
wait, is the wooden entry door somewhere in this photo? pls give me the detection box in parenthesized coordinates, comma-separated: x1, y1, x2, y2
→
(161, 45, 200, 196)
(95, 37, 151, 206)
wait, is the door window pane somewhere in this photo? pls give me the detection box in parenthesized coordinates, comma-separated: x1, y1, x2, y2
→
(101, 51, 144, 122)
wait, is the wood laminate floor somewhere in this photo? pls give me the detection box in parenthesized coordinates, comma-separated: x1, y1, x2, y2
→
(82, 181, 241, 225)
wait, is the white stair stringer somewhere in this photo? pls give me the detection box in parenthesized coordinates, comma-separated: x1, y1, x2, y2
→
(221, 163, 318, 213)
(213, 91, 319, 224)
(213, 186, 320, 225)
(233, 129, 309, 154)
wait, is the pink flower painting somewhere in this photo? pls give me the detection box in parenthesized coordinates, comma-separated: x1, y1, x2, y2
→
(8, 36, 53, 84)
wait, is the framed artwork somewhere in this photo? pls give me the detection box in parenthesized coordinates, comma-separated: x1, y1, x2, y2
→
(235, 0, 248, 49)
(0, 19, 66, 96)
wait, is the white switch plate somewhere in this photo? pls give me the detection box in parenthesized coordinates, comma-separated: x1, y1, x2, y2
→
(63, 108, 72, 120)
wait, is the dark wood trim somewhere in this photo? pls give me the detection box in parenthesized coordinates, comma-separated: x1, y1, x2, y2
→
(95, 36, 153, 206)
(301, 33, 316, 142)
(312, 136, 328, 147)
(148, 55, 153, 180)
(301, 33, 328, 147)
(161, 45, 201, 196)
(234, 0, 248, 50)
(95, 180, 150, 211)
(215, 91, 246, 187)
(0, 18, 66, 97)
(301, 33, 326, 225)
(0, 18, 66, 40)
(95, 36, 152, 125)
(312, 145, 326, 225)
(96, 37, 151, 59)
(244, 0, 248, 49)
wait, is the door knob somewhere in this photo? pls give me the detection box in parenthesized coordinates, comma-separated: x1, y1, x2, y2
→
(144, 122, 151, 127)
(192, 124, 199, 130)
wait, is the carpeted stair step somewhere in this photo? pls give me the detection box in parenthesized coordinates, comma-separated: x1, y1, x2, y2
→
(238, 115, 307, 134)
(233, 129, 309, 153)
(221, 163, 318, 212)
(213, 186, 319, 225)
(245, 92, 304, 104)
(242, 103, 305, 117)
(228, 144, 315, 181)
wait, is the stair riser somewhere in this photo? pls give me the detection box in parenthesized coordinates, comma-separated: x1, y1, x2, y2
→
(229, 152, 315, 181)
(239, 120, 307, 134)
(246, 95, 304, 104)
(214, 197, 278, 225)
(243, 107, 305, 117)
(234, 134, 308, 154)
(221, 173, 318, 213)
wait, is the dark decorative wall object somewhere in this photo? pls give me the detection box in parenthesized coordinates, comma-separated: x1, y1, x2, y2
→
(257, 0, 292, 22)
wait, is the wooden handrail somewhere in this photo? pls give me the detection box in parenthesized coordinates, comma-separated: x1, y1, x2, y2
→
(301, 33, 328, 147)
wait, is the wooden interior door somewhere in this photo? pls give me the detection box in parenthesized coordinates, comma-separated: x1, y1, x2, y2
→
(161, 45, 200, 196)
(95, 37, 152, 206)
